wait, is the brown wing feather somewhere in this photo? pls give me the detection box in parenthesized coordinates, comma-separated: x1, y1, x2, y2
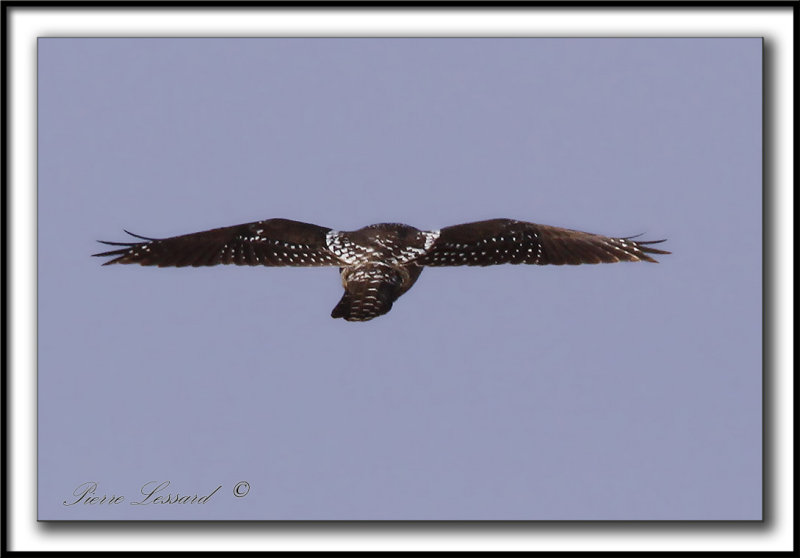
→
(93, 218, 341, 267)
(417, 219, 670, 267)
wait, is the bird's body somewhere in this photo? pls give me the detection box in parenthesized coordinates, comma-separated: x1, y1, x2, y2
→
(325, 223, 435, 320)
(94, 218, 670, 321)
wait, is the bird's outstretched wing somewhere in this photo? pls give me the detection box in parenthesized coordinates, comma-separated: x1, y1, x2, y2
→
(93, 218, 342, 267)
(416, 219, 670, 266)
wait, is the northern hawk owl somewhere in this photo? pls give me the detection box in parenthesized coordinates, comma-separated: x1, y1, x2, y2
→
(94, 218, 669, 321)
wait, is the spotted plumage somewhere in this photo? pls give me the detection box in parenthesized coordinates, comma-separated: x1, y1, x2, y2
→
(93, 218, 670, 321)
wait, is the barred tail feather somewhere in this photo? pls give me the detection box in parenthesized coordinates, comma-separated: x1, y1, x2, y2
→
(331, 265, 421, 322)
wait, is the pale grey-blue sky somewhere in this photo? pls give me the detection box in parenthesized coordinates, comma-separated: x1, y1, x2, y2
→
(38, 38, 761, 520)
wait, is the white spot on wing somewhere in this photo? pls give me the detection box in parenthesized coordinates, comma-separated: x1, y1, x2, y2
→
(423, 230, 440, 251)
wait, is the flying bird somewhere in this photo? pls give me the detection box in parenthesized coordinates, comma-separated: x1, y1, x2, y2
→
(94, 218, 670, 322)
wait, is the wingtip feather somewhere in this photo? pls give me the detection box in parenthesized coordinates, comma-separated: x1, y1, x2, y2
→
(123, 229, 158, 241)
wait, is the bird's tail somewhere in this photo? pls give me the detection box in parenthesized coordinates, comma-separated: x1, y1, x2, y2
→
(331, 264, 422, 322)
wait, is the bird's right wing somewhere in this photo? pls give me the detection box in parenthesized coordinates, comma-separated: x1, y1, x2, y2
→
(93, 218, 343, 267)
(417, 219, 670, 266)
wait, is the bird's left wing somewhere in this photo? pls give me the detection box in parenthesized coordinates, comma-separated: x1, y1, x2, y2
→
(416, 218, 670, 266)
(93, 218, 342, 267)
